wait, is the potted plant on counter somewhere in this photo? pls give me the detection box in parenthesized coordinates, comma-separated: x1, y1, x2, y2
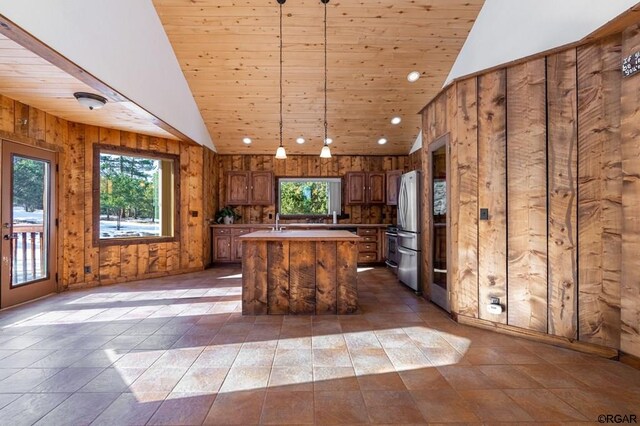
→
(215, 205, 241, 225)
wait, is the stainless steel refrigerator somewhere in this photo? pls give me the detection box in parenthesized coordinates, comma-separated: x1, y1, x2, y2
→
(397, 170, 421, 293)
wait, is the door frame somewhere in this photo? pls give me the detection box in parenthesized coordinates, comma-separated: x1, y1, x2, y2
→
(1, 139, 58, 309)
(427, 134, 451, 312)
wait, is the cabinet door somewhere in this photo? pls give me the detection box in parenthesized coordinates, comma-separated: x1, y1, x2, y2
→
(232, 235, 243, 260)
(386, 170, 402, 205)
(226, 171, 250, 205)
(250, 171, 274, 205)
(346, 172, 366, 204)
(367, 172, 386, 204)
(214, 236, 232, 261)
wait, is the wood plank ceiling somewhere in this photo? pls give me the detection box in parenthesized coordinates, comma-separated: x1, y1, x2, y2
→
(0, 34, 176, 140)
(153, 0, 484, 155)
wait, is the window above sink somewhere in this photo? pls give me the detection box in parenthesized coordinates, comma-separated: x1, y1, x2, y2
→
(277, 177, 342, 217)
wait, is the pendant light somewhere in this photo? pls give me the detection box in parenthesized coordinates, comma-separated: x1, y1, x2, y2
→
(275, 0, 287, 159)
(319, 0, 331, 158)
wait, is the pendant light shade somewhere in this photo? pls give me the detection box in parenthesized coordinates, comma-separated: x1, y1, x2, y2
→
(319, 0, 331, 158)
(275, 0, 287, 159)
(320, 144, 331, 158)
(275, 146, 287, 159)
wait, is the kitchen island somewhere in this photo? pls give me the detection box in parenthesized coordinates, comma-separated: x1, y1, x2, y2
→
(239, 230, 360, 315)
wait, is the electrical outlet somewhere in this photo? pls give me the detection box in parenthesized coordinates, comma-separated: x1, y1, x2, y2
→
(190, 210, 198, 217)
(268, 213, 273, 219)
(480, 208, 489, 220)
(490, 297, 500, 305)
(84, 266, 91, 274)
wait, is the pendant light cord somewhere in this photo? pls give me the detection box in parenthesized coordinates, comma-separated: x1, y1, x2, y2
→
(323, 0, 328, 146)
(279, 1, 284, 149)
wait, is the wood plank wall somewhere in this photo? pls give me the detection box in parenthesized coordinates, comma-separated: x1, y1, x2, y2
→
(421, 26, 640, 358)
(547, 49, 578, 339)
(217, 154, 416, 224)
(0, 94, 215, 289)
(620, 23, 640, 359)
(577, 35, 623, 348)
(506, 59, 547, 332)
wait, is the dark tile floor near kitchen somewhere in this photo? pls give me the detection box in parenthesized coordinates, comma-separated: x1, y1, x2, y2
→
(0, 266, 639, 425)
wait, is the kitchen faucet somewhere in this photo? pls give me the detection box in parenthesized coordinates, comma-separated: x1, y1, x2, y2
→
(275, 213, 280, 231)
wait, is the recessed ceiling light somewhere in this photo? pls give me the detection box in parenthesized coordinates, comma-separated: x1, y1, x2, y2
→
(407, 71, 421, 83)
(325, 138, 333, 145)
(242, 137, 252, 144)
(391, 116, 402, 125)
(378, 138, 388, 145)
(296, 137, 305, 144)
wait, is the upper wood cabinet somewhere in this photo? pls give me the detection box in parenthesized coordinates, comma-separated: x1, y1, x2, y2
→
(368, 172, 386, 204)
(226, 171, 274, 205)
(345, 172, 366, 204)
(226, 171, 250, 205)
(250, 171, 274, 205)
(386, 170, 403, 206)
(345, 172, 386, 205)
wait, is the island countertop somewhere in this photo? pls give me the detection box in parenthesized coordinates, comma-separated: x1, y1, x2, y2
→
(239, 230, 361, 241)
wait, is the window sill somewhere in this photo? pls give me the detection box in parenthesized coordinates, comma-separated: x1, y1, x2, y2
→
(94, 235, 178, 247)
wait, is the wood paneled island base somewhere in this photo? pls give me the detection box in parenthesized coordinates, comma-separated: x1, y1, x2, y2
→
(240, 230, 361, 315)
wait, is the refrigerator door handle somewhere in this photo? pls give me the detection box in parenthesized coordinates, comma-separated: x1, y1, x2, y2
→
(385, 260, 398, 269)
(398, 247, 416, 256)
(397, 231, 416, 239)
(398, 178, 406, 228)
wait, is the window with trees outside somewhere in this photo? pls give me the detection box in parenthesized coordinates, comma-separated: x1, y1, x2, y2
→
(278, 177, 342, 217)
(94, 145, 178, 245)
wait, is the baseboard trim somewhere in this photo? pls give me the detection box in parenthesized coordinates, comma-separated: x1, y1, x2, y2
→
(66, 267, 204, 291)
(456, 315, 618, 359)
(619, 352, 640, 370)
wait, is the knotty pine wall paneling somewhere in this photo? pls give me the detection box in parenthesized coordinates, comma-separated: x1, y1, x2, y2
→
(546, 49, 579, 339)
(620, 23, 640, 358)
(454, 77, 479, 318)
(422, 23, 640, 359)
(577, 35, 623, 348)
(0, 94, 214, 290)
(217, 154, 411, 225)
(506, 58, 548, 332)
(477, 69, 508, 324)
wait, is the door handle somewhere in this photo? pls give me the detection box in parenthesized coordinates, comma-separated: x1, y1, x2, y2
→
(3, 234, 18, 240)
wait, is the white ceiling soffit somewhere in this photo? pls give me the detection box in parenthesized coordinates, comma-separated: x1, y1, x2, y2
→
(409, 131, 422, 155)
(0, 0, 214, 151)
(446, 0, 639, 85)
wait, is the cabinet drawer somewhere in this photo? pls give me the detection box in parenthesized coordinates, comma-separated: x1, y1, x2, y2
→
(359, 242, 377, 253)
(232, 228, 252, 235)
(358, 252, 378, 263)
(357, 228, 378, 236)
(360, 235, 377, 243)
(213, 228, 232, 235)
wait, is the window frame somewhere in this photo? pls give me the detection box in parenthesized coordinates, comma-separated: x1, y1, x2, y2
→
(276, 176, 343, 219)
(92, 144, 180, 247)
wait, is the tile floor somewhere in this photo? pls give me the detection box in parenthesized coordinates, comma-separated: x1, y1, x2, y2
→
(0, 266, 639, 425)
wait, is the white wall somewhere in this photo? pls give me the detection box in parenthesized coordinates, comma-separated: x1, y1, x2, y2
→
(0, 0, 215, 150)
(446, 0, 638, 85)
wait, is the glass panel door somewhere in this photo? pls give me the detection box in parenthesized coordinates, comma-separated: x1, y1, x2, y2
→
(1, 141, 57, 309)
(430, 138, 449, 312)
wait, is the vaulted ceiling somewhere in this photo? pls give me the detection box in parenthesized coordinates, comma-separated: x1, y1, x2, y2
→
(153, 0, 484, 155)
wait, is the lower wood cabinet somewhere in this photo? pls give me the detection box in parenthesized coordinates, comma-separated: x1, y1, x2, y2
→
(213, 227, 251, 262)
(213, 226, 386, 264)
(357, 227, 382, 264)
